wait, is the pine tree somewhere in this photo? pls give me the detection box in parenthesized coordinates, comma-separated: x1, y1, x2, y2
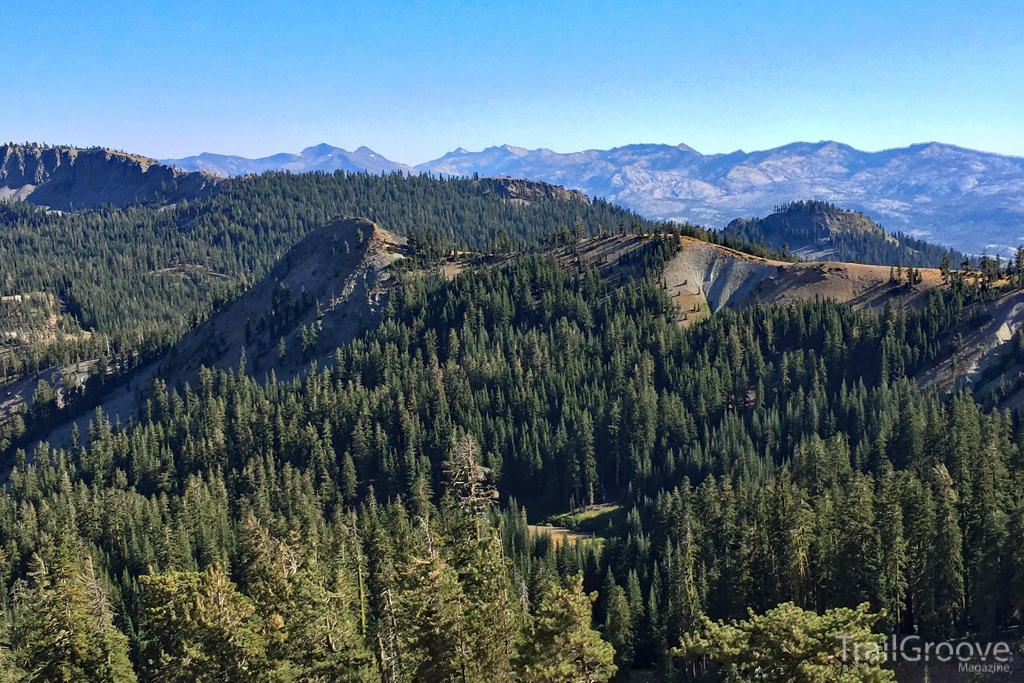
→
(439, 434, 521, 682)
(1011, 498, 1024, 628)
(395, 522, 470, 683)
(832, 474, 880, 610)
(930, 465, 965, 636)
(947, 391, 979, 515)
(0, 646, 22, 683)
(452, 528, 521, 683)
(675, 601, 894, 682)
(12, 551, 137, 683)
(341, 450, 359, 503)
(875, 468, 907, 632)
(517, 575, 617, 683)
(624, 569, 645, 664)
(903, 475, 936, 633)
(442, 433, 498, 520)
(964, 434, 1010, 633)
(237, 515, 379, 682)
(138, 566, 265, 682)
(600, 574, 633, 671)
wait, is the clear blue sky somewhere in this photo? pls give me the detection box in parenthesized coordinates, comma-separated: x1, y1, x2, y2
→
(2, 0, 1022, 163)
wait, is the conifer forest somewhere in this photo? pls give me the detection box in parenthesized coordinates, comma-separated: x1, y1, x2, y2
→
(1, 169, 1023, 682)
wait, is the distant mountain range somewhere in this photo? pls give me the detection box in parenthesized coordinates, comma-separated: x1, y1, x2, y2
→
(417, 142, 1024, 256)
(161, 143, 414, 177)
(163, 140, 1024, 255)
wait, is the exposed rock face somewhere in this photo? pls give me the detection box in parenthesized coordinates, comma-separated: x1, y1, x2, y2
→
(0, 144, 218, 210)
(572, 234, 944, 324)
(657, 236, 945, 314)
(473, 176, 589, 204)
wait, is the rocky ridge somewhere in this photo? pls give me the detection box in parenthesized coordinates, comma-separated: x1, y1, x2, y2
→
(160, 216, 408, 384)
(0, 144, 218, 210)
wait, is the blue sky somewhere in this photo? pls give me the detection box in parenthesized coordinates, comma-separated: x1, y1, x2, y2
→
(2, 0, 1022, 163)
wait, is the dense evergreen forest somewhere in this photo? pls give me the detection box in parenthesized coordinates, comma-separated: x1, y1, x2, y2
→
(1, 225, 1022, 680)
(0, 171, 785, 385)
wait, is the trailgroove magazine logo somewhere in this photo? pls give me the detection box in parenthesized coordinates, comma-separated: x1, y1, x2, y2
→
(837, 635, 1017, 674)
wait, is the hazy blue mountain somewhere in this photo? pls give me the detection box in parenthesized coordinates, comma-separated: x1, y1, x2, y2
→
(417, 141, 1024, 255)
(161, 143, 414, 177)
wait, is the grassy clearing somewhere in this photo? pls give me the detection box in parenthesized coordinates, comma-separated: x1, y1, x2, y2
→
(545, 503, 624, 535)
(525, 525, 596, 548)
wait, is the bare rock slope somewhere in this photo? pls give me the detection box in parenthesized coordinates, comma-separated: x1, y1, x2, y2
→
(664, 237, 946, 316)
(575, 235, 944, 324)
(162, 216, 408, 384)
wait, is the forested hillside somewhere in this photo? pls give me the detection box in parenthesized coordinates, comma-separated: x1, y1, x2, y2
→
(0, 172, 693, 386)
(724, 200, 969, 268)
(2, 227, 1023, 680)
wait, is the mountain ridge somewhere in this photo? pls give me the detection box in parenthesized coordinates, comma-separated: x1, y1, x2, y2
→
(157, 139, 1024, 255)
(161, 144, 415, 177)
(722, 199, 969, 267)
(416, 140, 1024, 256)
(160, 215, 407, 385)
(0, 144, 218, 210)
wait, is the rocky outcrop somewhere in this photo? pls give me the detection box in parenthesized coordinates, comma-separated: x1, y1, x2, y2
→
(473, 176, 590, 205)
(0, 144, 218, 210)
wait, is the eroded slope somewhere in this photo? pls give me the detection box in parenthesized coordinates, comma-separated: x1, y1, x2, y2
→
(663, 237, 943, 313)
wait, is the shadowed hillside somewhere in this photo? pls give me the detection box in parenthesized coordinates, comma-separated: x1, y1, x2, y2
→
(0, 144, 218, 209)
